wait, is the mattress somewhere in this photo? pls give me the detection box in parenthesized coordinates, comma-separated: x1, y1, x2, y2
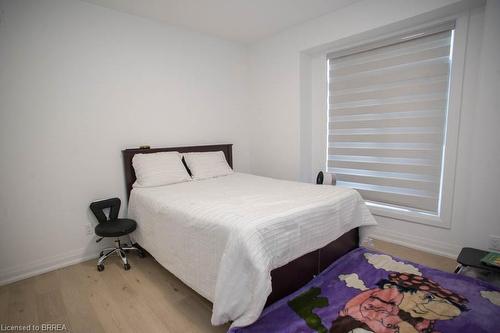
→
(127, 172, 377, 327)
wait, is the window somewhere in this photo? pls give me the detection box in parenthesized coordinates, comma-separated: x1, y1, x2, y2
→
(327, 23, 455, 222)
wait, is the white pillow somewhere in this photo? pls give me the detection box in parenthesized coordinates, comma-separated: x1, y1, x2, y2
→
(183, 151, 233, 180)
(132, 151, 191, 188)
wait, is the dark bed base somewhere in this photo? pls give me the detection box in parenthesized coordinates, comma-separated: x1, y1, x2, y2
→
(122, 144, 359, 307)
(266, 227, 358, 306)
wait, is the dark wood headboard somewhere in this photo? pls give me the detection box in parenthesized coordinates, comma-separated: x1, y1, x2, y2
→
(122, 144, 233, 199)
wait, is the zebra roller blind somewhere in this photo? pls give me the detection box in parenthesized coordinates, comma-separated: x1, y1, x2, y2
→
(327, 27, 454, 214)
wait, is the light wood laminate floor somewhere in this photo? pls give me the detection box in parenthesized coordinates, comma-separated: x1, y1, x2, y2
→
(0, 240, 457, 332)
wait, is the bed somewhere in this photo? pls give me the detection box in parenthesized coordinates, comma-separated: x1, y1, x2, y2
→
(122, 144, 377, 327)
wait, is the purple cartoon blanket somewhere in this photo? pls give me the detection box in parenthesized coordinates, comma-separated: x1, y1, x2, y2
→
(229, 247, 500, 333)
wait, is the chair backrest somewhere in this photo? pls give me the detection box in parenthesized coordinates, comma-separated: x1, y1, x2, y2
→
(90, 197, 121, 223)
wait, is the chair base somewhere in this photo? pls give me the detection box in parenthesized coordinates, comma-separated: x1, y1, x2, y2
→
(97, 238, 145, 271)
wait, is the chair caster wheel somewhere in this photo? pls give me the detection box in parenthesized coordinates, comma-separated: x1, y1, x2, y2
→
(97, 264, 105, 272)
(124, 263, 131, 270)
(138, 251, 146, 258)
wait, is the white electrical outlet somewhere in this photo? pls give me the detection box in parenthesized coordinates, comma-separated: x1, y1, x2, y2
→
(85, 223, 94, 236)
(489, 235, 500, 251)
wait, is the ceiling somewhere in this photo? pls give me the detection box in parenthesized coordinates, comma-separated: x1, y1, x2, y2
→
(80, 0, 359, 43)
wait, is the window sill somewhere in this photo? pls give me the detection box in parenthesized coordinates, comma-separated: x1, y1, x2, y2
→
(366, 202, 451, 229)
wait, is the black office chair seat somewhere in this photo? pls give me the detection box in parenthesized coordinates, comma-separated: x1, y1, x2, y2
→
(95, 218, 137, 238)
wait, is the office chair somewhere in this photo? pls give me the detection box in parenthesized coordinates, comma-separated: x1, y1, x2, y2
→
(89, 197, 145, 271)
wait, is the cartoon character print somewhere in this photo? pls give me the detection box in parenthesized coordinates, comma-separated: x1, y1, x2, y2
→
(331, 273, 468, 333)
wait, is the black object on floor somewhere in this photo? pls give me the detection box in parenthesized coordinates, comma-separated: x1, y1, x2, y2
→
(455, 247, 500, 274)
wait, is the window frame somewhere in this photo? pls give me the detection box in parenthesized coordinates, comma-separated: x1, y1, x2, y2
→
(325, 15, 468, 228)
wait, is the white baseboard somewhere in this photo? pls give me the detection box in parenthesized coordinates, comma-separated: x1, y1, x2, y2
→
(0, 248, 99, 286)
(367, 227, 461, 259)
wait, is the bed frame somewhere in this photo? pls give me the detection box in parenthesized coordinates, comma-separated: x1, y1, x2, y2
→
(121, 144, 358, 306)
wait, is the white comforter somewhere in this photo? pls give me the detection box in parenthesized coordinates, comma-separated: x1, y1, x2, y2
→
(127, 173, 376, 327)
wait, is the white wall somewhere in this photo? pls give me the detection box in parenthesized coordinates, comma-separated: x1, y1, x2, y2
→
(0, 0, 250, 284)
(248, 0, 500, 257)
(1, 0, 498, 285)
